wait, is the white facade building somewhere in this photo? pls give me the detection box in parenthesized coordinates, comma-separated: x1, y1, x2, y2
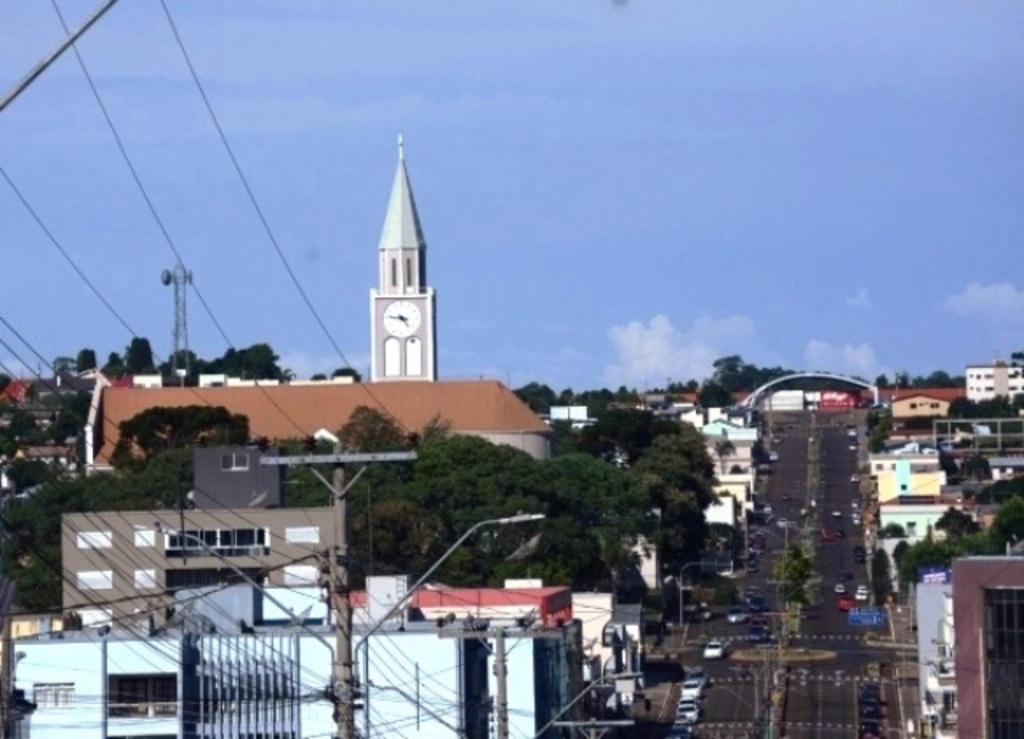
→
(966, 362, 1024, 402)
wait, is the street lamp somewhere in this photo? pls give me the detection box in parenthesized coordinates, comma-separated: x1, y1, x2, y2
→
(355, 512, 545, 738)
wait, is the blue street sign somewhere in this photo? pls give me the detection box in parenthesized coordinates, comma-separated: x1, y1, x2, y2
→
(847, 608, 885, 627)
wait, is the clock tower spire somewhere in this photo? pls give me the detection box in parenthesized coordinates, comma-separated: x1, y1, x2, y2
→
(370, 136, 437, 382)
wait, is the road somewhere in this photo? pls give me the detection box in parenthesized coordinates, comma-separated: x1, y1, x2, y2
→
(670, 411, 906, 739)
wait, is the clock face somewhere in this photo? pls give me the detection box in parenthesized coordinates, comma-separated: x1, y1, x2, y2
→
(382, 300, 422, 338)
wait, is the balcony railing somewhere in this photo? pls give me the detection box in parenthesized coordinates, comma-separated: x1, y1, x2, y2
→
(108, 702, 178, 719)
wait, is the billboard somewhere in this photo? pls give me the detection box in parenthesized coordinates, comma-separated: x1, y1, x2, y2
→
(820, 390, 857, 410)
(918, 566, 953, 585)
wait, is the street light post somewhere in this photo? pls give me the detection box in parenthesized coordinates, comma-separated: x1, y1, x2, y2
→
(676, 561, 704, 628)
(355, 512, 545, 738)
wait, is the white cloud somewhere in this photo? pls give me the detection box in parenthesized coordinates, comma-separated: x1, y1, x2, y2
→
(604, 314, 756, 386)
(845, 287, 872, 310)
(944, 282, 1024, 323)
(803, 340, 887, 378)
(279, 351, 368, 380)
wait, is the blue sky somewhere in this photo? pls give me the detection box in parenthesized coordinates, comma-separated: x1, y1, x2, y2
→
(1, 1, 1022, 392)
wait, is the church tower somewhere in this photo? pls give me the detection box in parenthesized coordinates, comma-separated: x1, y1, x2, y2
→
(370, 137, 437, 382)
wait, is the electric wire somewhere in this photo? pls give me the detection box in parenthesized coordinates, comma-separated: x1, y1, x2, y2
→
(49, 0, 233, 349)
(158, 0, 411, 433)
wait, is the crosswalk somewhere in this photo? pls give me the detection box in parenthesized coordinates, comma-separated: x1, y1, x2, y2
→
(790, 633, 863, 642)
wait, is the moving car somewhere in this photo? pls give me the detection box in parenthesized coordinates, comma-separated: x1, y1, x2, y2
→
(859, 719, 881, 739)
(849, 443, 858, 451)
(856, 585, 870, 602)
(850, 474, 860, 483)
(837, 596, 855, 612)
(820, 529, 836, 542)
(832, 510, 842, 519)
(676, 699, 700, 724)
(834, 583, 847, 595)
(859, 702, 881, 720)
(748, 625, 771, 643)
(680, 677, 705, 701)
(703, 640, 725, 660)
(727, 606, 749, 624)
(747, 596, 768, 613)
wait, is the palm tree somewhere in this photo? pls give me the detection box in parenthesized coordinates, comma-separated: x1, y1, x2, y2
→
(714, 437, 736, 476)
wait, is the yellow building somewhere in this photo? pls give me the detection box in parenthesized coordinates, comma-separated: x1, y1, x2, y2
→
(889, 388, 964, 419)
(874, 460, 947, 504)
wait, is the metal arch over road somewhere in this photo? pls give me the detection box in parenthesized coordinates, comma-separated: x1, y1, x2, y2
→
(741, 372, 878, 408)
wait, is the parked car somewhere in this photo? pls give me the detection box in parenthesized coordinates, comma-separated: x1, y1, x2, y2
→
(687, 668, 709, 691)
(832, 510, 842, 519)
(837, 596, 855, 612)
(680, 677, 705, 701)
(777, 517, 790, 529)
(859, 719, 882, 738)
(856, 585, 870, 602)
(703, 640, 726, 660)
(727, 606, 749, 624)
(850, 474, 860, 483)
(838, 569, 853, 581)
(748, 596, 768, 613)
(849, 443, 858, 451)
(676, 699, 700, 724)
(859, 702, 881, 720)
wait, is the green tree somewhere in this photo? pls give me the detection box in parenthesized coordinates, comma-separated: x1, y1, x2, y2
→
(874, 374, 890, 389)
(337, 406, 408, 453)
(713, 437, 736, 476)
(112, 405, 249, 466)
(578, 408, 679, 466)
(879, 523, 906, 539)
(124, 337, 156, 374)
(52, 356, 76, 375)
(773, 544, 813, 606)
(101, 351, 125, 377)
(331, 367, 362, 382)
(871, 549, 892, 604)
(698, 380, 732, 408)
(991, 496, 1024, 552)
(935, 507, 980, 539)
(75, 348, 98, 372)
(514, 382, 558, 414)
(206, 343, 285, 380)
(892, 540, 910, 572)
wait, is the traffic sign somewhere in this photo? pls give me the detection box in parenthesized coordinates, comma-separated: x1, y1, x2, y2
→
(847, 608, 885, 627)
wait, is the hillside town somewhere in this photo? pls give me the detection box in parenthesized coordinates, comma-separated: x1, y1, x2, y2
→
(1, 131, 1022, 739)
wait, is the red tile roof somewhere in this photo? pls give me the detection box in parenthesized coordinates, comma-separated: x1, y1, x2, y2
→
(884, 387, 966, 403)
(93, 379, 549, 465)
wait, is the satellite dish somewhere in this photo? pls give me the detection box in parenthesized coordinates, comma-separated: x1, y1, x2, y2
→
(160, 269, 172, 285)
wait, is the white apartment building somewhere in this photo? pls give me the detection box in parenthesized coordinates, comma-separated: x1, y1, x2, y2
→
(965, 361, 1024, 402)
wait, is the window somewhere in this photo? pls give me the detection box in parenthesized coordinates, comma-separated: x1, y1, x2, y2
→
(390, 258, 397, 287)
(283, 564, 319, 586)
(220, 452, 249, 471)
(284, 526, 320, 544)
(33, 682, 74, 709)
(134, 569, 157, 589)
(77, 570, 114, 590)
(76, 531, 113, 549)
(134, 529, 156, 548)
(165, 528, 269, 558)
(405, 257, 412, 287)
(108, 674, 177, 718)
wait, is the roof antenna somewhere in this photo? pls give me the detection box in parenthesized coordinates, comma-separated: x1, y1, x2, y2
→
(398, 133, 404, 161)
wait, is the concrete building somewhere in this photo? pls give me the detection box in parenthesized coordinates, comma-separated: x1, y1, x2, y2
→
(871, 457, 947, 504)
(952, 556, 1024, 739)
(61, 507, 337, 626)
(915, 568, 957, 739)
(889, 388, 965, 419)
(13, 583, 584, 739)
(966, 361, 1024, 402)
(988, 456, 1024, 482)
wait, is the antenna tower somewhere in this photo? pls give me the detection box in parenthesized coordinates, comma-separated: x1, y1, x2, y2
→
(160, 264, 193, 375)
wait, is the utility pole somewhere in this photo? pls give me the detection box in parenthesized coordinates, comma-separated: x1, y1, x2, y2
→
(441, 621, 573, 739)
(261, 449, 417, 739)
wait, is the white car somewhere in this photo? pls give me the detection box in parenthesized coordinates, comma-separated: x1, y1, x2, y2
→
(727, 606, 749, 624)
(680, 677, 705, 701)
(850, 474, 860, 483)
(834, 583, 847, 595)
(852, 515, 862, 526)
(777, 517, 790, 529)
(676, 699, 700, 724)
(687, 667, 709, 689)
(832, 510, 842, 519)
(856, 585, 869, 602)
(703, 640, 725, 660)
